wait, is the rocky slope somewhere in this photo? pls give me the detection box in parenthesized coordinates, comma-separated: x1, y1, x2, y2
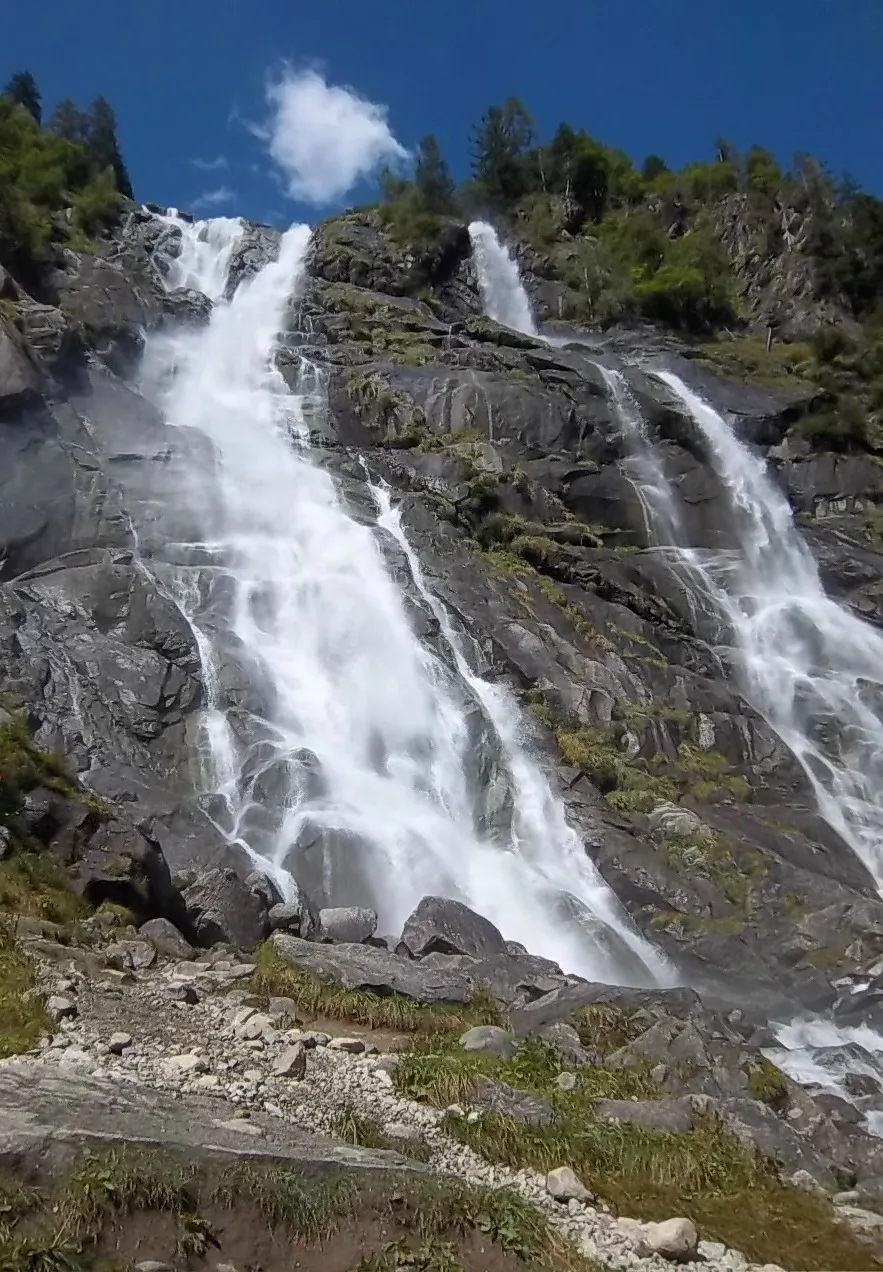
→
(3, 202, 883, 1032)
(7, 891, 883, 1271)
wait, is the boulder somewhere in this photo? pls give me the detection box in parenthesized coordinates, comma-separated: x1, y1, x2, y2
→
(0, 312, 41, 409)
(269, 900, 314, 937)
(459, 1025, 516, 1059)
(138, 918, 194, 961)
(715, 1097, 839, 1190)
(638, 1218, 698, 1262)
(182, 868, 269, 950)
(104, 939, 156, 971)
(398, 895, 509, 959)
(272, 1042, 307, 1079)
(270, 932, 474, 1003)
(593, 1098, 695, 1134)
(315, 906, 378, 944)
(545, 1165, 593, 1203)
(77, 820, 186, 929)
(471, 1075, 555, 1126)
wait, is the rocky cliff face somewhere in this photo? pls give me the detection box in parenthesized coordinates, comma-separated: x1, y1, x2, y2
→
(2, 202, 883, 1033)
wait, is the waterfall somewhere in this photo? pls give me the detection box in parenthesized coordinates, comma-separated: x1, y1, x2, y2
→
(596, 365, 883, 1106)
(134, 214, 665, 986)
(656, 371, 883, 889)
(468, 221, 538, 335)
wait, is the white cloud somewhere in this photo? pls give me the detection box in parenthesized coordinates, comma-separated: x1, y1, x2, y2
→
(192, 155, 228, 172)
(192, 185, 237, 209)
(262, 66, 408, 205)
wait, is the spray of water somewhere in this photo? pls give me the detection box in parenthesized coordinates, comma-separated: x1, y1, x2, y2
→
(134, 214, 666, 985)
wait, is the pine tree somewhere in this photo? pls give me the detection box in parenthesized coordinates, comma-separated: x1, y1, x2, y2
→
(47, 98, 88, 144)
(3, 71, 41, 124)
(470, 96, 534, 208)
(413, 134, 455, 215)
(641, 154, 669, 183)
(84, 96, 133, 198)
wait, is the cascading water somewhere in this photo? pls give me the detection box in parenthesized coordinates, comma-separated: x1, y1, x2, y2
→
(655, 371, 883, 889)
(134, 214, 665, 986)
(598, 364, 883, 1107)
(468, 221, 538, 335)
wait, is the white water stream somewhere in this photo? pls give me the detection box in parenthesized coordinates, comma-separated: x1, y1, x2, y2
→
(656, 371, 883, 889)
(133, 214, 665, 986)
(468, 221, 538, 335)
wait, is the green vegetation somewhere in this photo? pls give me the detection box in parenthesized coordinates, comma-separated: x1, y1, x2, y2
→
(395, 1034, 659, 1108)
(694, 332, 883, 454)
(363, 101, 883, 444)
(799, 946, 847, 972)
(521, 691, 753, 819)
(0, 711, 107, 852)
(0, 852, 88, 924)
(554, 722, 676, 814)
(668, 743, 751, 802)
(0, 73, 130, 274)
(478, 544, 611, 651)
(0, 919, 50, 1058)
(251, 942, 502, 1033)
(332, 1104, 432, 1162)
(345, 369, 430, 444)
(0, 1146, 582, 1272)
(744, 1057, 790, 1109)
(390, 1029, 876, 1270)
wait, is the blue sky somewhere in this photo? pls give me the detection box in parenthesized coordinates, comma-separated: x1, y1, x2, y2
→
(4, 0, 881, 225)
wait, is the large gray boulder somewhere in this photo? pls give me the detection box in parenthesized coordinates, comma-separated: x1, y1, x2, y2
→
(0, 1059, 414, 1174)
(315, 906, 378, 944)
(712, 1097, 840, 1190)
(398, 895, 509, 960)
(270, 932, 474, 1003)
(182, 868, 269, 950)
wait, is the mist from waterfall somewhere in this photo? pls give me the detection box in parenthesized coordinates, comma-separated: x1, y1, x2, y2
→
(134, 214, 667, 986)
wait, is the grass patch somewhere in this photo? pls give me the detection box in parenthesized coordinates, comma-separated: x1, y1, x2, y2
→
(555, 724, 677, 814)
(671, 743, 752, 803)
(799, 947, 846, 972)
(251, 943, 502, 1033)
(332, 1104, 433, 1163)
(0, 853, 89, 924)
(0, 1145, 584, 1271)
(0, 919, 50, 1058)
(394, 1033, 661, 1116)
(476, 545, 611, 652)
(744, 1058, 789, 1109)
(570, 1004, 645, 1056)
(692, 336, 816, 390)
(524, 687, 553, 729)
(386, 1007, 877, 1267)
(210, 1160, 358, 1242)
(661, 830, 763, 908)
(60, 1148, 196, 1236)
(613, 701, 695, 728)
(444, 1106, 879, 1269)
(609, 625, 668, 668)
(649, 910, 746, 935)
